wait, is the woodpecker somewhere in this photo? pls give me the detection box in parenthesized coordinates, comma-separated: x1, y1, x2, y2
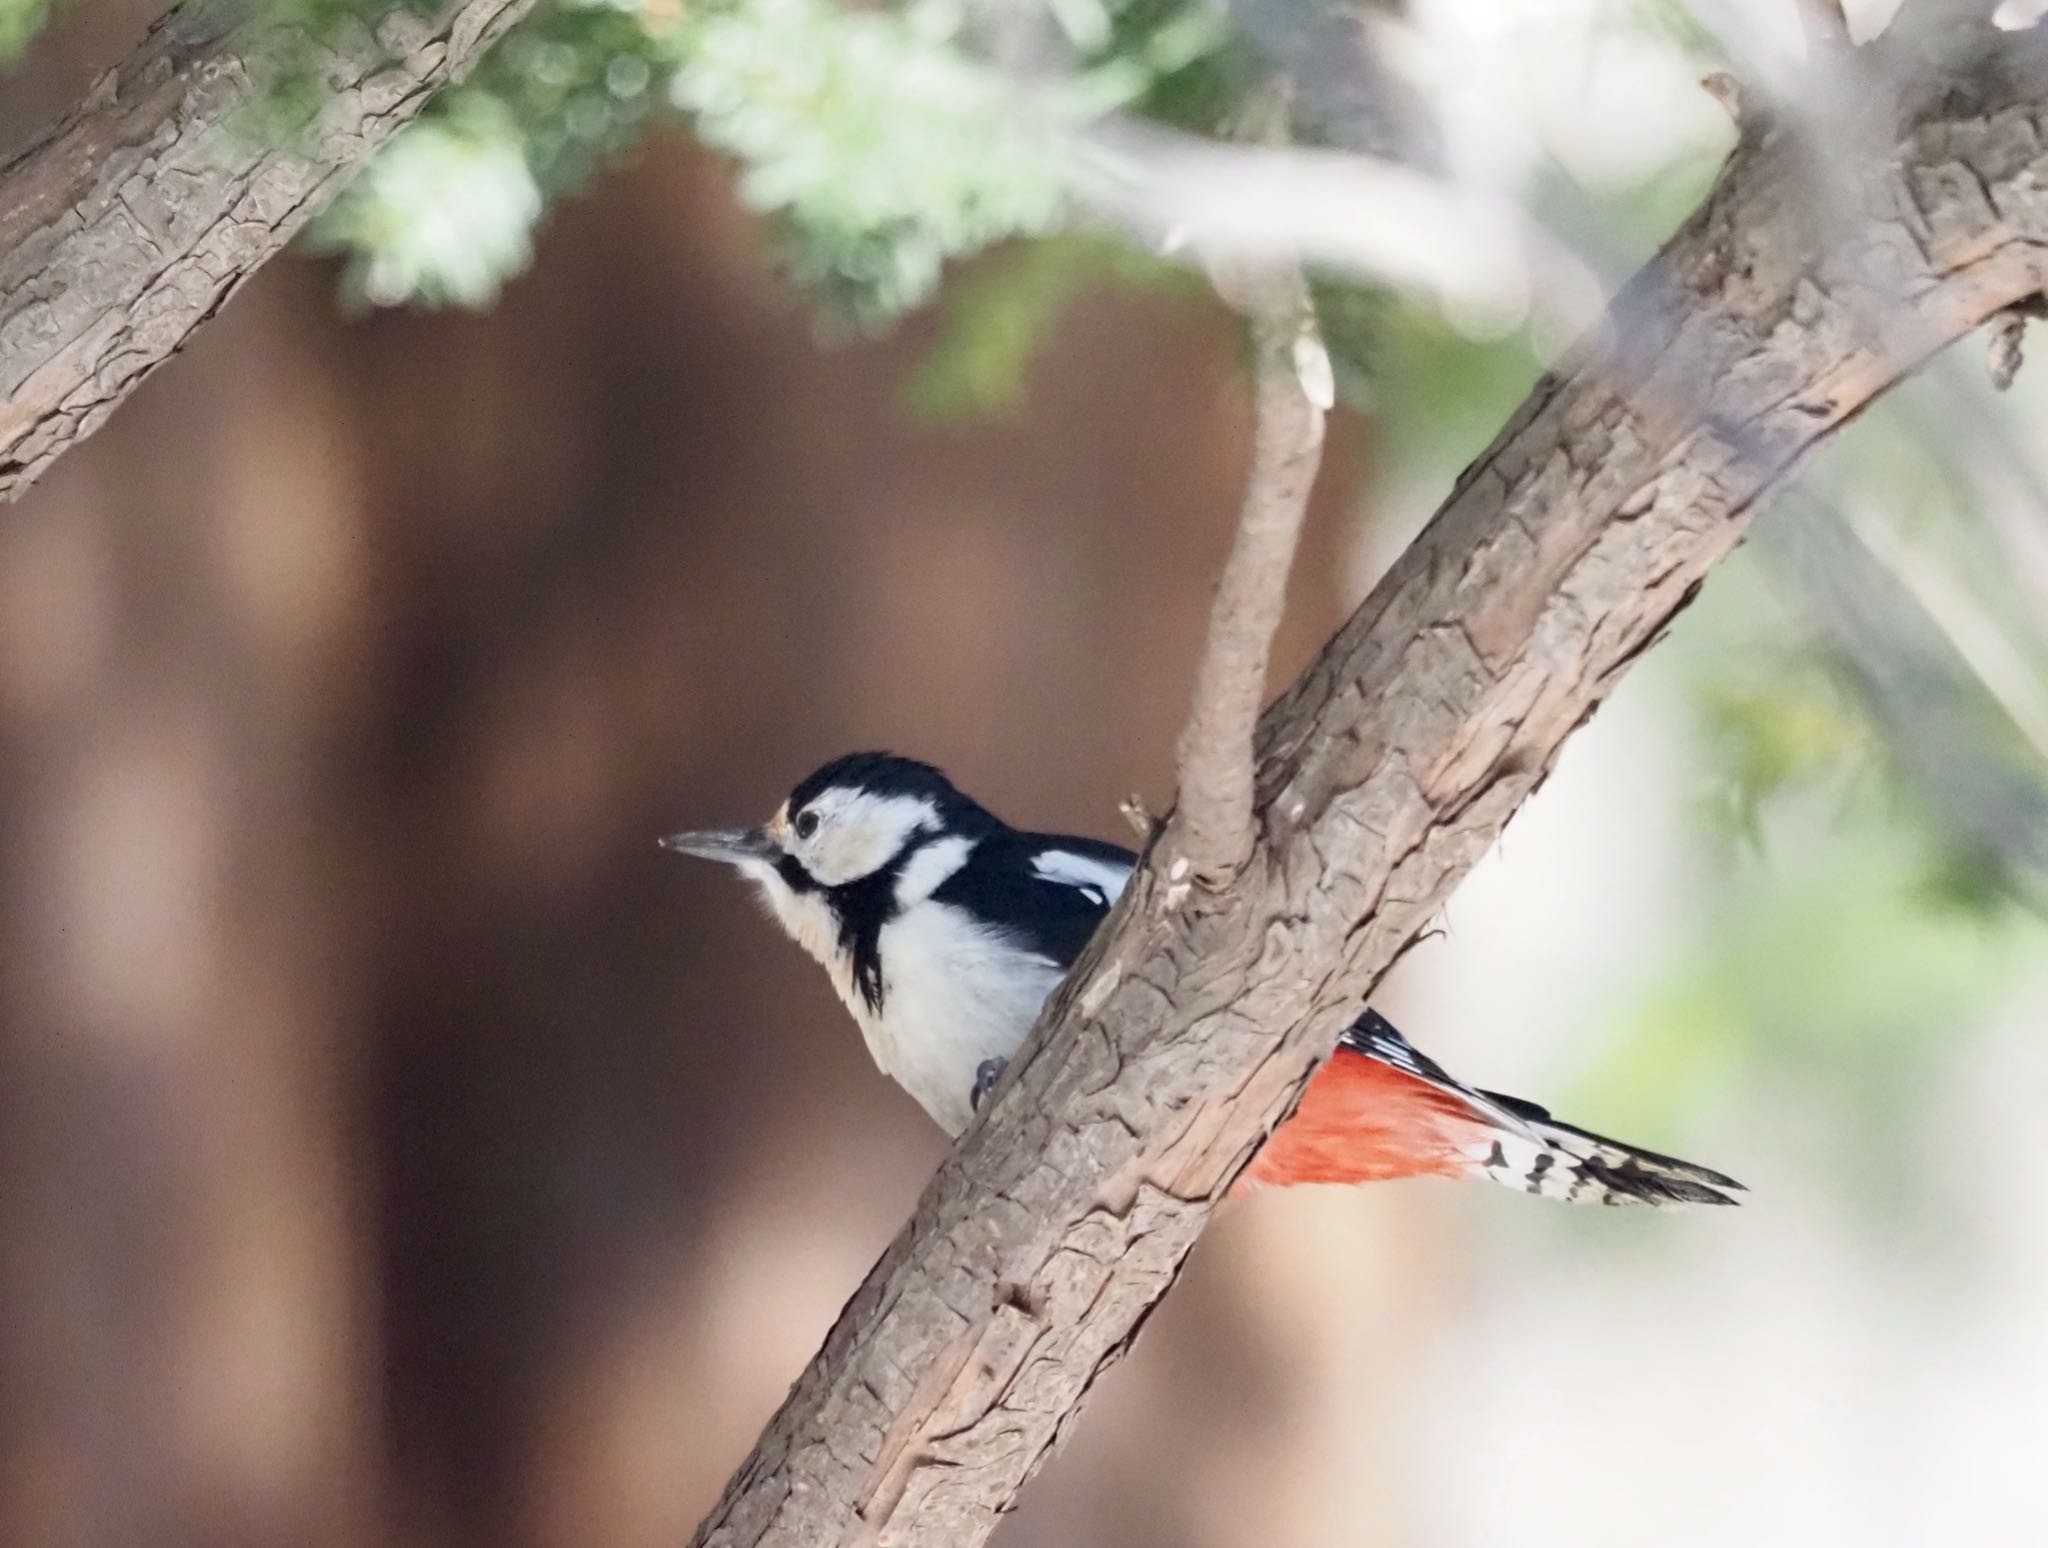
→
(664, 752, 1740, 1206)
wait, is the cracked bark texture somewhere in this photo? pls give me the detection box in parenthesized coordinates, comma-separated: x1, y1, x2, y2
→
(689, 26, 2048, 1548)
(0, 0, 536, 502)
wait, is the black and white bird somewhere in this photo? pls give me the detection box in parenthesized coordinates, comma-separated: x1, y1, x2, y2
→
(663, 752, 1740, 1205)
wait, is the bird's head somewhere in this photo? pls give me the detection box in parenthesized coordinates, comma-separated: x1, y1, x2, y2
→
(662, 751, 991, 902)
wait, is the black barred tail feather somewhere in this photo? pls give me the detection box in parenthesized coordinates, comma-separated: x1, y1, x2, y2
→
(1326, 1010, 1743, 1209)
(1464, 1093, 1744, 1207)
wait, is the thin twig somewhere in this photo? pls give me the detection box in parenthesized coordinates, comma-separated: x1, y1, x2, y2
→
(1700, 71, 1749, 128)
(1168, 258, 1330, 881)
(1117, 792, 1160, 841)
(1986, 295, 2046, 388)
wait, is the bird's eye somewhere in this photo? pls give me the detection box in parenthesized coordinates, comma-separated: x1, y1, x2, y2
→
(794, 810, 820, 840)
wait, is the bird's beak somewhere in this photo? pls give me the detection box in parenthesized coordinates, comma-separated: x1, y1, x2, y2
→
(659, 826, 778, 866)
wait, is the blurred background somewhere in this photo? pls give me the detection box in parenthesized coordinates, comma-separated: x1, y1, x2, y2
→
(6, 0, 2048, 1545)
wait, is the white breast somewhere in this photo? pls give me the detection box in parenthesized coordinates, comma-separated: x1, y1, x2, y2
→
(857, 901, 1063, 1135)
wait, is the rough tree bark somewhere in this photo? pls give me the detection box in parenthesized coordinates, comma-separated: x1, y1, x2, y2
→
(6, 4, 2043, 1543)
(687, 22, 2048, 1548)
(0, 0, 538, 501)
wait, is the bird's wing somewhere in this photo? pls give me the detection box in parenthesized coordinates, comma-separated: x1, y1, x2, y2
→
(1025, 835, 1136, 908)
(932, 832, 1136, 972)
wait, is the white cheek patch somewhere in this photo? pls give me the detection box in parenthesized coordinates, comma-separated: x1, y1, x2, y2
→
(806, 793, 940, 886)
(1031, 848, 1133, 909)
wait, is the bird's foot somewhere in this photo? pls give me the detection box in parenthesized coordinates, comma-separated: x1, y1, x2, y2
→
(970, 1057, 1009, 1114)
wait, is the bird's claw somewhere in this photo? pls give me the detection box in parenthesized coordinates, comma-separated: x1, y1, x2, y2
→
(970, 1057, 1009, 1114)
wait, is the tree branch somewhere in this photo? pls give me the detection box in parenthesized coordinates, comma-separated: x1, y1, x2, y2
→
(1169, 260, 1329, 880)
(0, 0, 537, 503)
(686, 23, 2048, 1548)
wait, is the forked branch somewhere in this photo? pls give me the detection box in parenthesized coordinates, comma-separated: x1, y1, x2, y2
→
(1170, 260, 1330, 880)
(685, 21, 2048, 1548)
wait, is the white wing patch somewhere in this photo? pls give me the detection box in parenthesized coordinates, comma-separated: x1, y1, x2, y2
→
(1030, 848, 1132, 909)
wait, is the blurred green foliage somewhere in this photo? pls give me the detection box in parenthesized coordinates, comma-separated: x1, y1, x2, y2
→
(307, 93, 544, 307)
(906, 235, 1196, 420)
(282, 0, 1238, 317)
(0, 0, 50, 63)
(300, 0, 681, 307)
(1625, 0, 1722, 58)
(670, 0, 1071, 327)
(1694, 654, 1874, 848)
(1579, 815, 2034, 1224)
(1336, 297, 1546, 450)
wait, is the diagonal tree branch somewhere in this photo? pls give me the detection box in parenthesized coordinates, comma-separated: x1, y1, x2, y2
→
(0, 0, 538, 503)
(687, 22, 2048, 1548)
